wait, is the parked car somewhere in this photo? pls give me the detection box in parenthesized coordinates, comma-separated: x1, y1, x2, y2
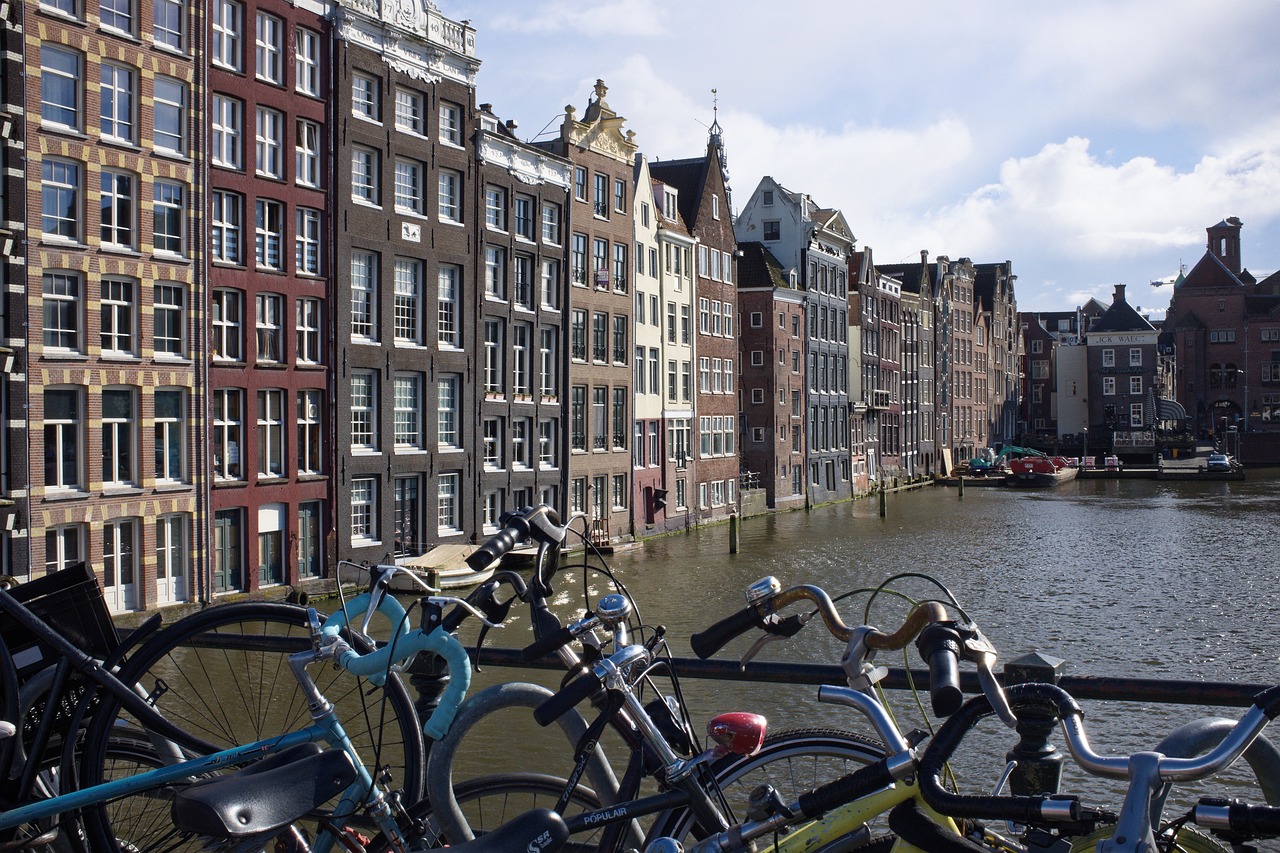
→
(1206, 453, 1233, 471)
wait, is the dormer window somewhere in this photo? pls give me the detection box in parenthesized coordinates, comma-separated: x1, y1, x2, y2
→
(663, 189, 677, 221)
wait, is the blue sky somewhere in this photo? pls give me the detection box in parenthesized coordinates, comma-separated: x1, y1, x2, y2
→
(441, 0, 1280, 314)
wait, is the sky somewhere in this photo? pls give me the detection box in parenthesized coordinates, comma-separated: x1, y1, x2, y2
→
(439, 1, 1280, 316)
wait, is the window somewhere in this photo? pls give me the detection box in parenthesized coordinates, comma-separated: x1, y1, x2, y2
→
(393, 258, 422, 344)
(1103, 376, 1116, 396)
(573, 167, 587, 201)
(1129, 348, 1142, 367)
(541, 259, 561, 311)
(438, 170, 462, 223)
(538, 420, 558, 468)
(295, 27, 321, 95)
(485, 186, 507, 231)
(153, 283, 185, 357)
(571, 233, 588, 285)
(43, 271, 82, 351)
(255, 107, 283, 178)
(41, 159, 80, 241)
(211, 288, 243, 360)
(296, 119, 321, 187)
(511, 419, 531, 469)
(570, 386, 586, 450)
(594, 173, 609, 218)
(101, 0, 135, 34)
(255, 11, 282, 84)
(512, 323, 530, 395)
(254, 199, 283, 270)
(592, 386, 608, 450)
(152, 77, 186, 155)
(41, 45, 81, 130)
(593, 238, 608, 284)
(394, 158, 424, 214)
(612, 388, 627, 450)
(763, 220, 780, 241)
(296, 298, 321, 365)
(150, 179, 186, 257)
(514, 194, 535, 240)
(438, 265, 460, 347)
(350, 250, 377, 339)
(350, 371, 378, 450)
(101, 278, 135, 355)
(44, 387, 83, 490)
(540, 328, 559, 398)
(1129, 403, 1144, 427)
(482, 417, 504, 469)
(1102, 349, 1115, 368)
(211, 94, 242, 169)
(614, 178, 626, 213)
(211, 0, 243, 70)
(352, 73, 380, 121)
(542, 201, 562, 244)
(154, 0, 184, 50)
(439, 102, 462, 145)
(297, 389, 323, 474)
(437, 473, 461, 534)
(393, 477, 421, 555)
(484, 247, 507, 300)
(255, 292, 283, 363)
(153, 388, 185, 482)
(592, 312, 607, 362)
(1129, 375, 1143, 394)
(256, 389, 285, 478)
(351, 478, 378, 543)
(394, 373, 422, 448)
(612, 474, 627, 510)
(211, 190, 243, 263)
(663, 189, 677, 221)
(213, 388, 243, 480)
(613, 242, 627, 292)
(295, 207, 321, 275)
(100, 170, 135, 249)
(352, 146, 379, 204)
(438, 375, 460, 448)
(395, 87, 424, 134)
(483, 320, 505, 395)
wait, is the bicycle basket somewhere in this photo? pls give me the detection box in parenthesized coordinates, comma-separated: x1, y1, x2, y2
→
(0, 562, 119, 685)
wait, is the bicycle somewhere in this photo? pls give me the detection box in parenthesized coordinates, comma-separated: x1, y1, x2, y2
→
(385, 505, 890, 851)
(918, 680, 1280, 853)
(0, 563, 444, 852)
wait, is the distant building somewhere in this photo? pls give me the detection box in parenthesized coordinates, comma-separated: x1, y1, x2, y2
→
(1075, 284, 1160, 455)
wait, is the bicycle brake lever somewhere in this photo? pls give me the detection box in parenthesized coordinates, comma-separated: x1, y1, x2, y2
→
(975, 654, 1018, 728)
(426, 596, 505, 628)
(738, 612, 812, 669)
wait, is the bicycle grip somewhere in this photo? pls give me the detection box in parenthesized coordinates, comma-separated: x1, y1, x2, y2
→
(917, 624, 963, 718)
(522, 625, 574, 662)
(1196, 799, 1280, 837)
(796, 759, 894, 818)
(533, 670, 601, 727)
(690, 606, 761, 659)
(467, 527, 519, 571)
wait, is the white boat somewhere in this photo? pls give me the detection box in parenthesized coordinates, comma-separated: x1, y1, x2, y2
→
(343, 544, 500, 592)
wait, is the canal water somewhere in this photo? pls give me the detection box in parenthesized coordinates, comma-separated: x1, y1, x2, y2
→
(452, 474, 1280, 819)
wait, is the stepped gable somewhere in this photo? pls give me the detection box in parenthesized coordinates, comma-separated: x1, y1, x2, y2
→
(736, 242, 790, 289)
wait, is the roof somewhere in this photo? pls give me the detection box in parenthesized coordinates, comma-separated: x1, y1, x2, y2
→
(649, 157, 707, 228)
(736, 241, 791, 289)
(1091, 294, 1156, 334)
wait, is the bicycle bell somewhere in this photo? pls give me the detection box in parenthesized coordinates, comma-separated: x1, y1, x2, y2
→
(595, 593, 632, 629)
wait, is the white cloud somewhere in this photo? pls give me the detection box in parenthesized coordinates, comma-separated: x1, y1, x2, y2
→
(487, 1, 668, 37)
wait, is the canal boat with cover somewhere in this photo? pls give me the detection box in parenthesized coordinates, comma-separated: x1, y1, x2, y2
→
(1005, 456, 1079, 488)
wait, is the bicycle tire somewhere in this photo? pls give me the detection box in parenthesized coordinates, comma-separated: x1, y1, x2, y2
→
(77, 601, 425, 853)
(367, 772, 602, 852)
(649, 727, 891, 844)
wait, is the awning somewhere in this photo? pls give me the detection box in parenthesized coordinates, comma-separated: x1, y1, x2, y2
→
(1158, 398, 1188, 421)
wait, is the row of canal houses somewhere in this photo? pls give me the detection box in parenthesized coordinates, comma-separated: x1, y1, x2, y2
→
(0, 0, 1023, 612)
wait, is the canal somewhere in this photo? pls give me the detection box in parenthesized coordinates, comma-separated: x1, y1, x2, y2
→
(451, 474, 1280, 816)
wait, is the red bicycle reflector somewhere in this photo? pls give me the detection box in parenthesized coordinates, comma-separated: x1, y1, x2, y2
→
(707, 712, 767, 756)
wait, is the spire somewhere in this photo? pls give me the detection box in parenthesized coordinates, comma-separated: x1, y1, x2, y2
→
(708, 88, 731, 209)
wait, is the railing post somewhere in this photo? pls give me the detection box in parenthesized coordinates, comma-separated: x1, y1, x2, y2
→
(1002, 652, 1066, 796)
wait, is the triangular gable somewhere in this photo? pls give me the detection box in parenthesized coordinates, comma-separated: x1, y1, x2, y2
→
(1180, 251, 1245, 291)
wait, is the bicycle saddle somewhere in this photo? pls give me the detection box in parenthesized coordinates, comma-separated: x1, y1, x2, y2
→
(439, 808, 570, 853)
(171, 742, 356, 840)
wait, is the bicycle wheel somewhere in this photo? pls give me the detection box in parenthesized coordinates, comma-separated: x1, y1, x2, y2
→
(649, 727, 889, 844)
(367, 772, 602, 852)
(77, 601, 425, 853)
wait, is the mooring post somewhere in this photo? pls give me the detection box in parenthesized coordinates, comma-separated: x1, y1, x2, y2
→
(878, 481, 887, 517)
(728, 514, 740, 554)
(957, 476, 964, 498)
(1002, 652, 1066, 796)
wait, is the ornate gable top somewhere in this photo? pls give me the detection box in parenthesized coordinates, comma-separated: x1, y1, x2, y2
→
(561, 79, 637, 163)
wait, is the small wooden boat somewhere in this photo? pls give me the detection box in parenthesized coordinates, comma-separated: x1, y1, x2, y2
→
(344, 544, 502, 592)
(1006, 456, 1079, 488)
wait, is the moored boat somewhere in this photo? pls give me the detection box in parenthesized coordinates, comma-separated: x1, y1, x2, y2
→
(342, 544, 503, 592)
(1006, 456, 1079, 488)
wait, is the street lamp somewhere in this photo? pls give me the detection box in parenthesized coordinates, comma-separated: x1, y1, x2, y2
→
(1082, 426, 1089, 468)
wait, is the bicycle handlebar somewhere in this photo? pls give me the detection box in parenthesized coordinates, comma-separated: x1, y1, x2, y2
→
(1195, 797, 1280, 837)
(466, 504, 567, 571)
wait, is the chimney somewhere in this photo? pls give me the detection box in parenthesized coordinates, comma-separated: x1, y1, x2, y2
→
(1113, 283, 1127, 304)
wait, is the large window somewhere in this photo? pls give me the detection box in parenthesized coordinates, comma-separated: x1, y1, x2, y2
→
(254, 199, 283, 270)
(155, 388, 185, 482)
(296, 298, 322, 365)
(394, 158, 424, 215)
(41, 159, 80, 241)
(100, 278, 135, 355)
(213, 389, 244, 480)
(154, 0, 184, 51)
(484, 247, 506, 300)
(540, 328, 559, 398)
(438, 170, 462, 223)
(485, 186, 507, 231)
(437, 473, 460, 534)
(211, 95, 242, 169)
(512, 323, 530, 396)
(153, 77, 186, 154)
(297, 390, 323, 475)
(257, 389, 285, 478)
(350, 251, 378, 339)
(296, 119, 321, 187)
(100, 63, 135, 142)
(296, 207, 321, 275)
(394, 373, 422, 448)
(255, 107, 283, 178)
(438, 265, 460, 347)
(43, 272, 81, 351)
(211, 0, 243, 71)
(352, 73, 380, 122)
(541, 259, 561, 311)
(100, 170, 135, 249)
(352, 146, 379, 204)
(351, 478, 378, 543)
(153, 180, 186, 256)
(211, 288, 244, 361)
(295, 28, 321, 96)
(350, 371, 378, 450)
(483, 320, 505, 395)
(44, 387, 83, 490)
(46, 524, 85, 575)
(395, 87, 424, 135)
(542, 201, 561, 244)
(210, 190, 242, 263)
(538, 420, 558, 468)
(254, 11, 282, 84)
(394, 477, 421, 556)
(41, 45, 81, 130)
(255, 292, 283, 363)
(153, 283, 185, 357)
(438, 375, 460, 449)
(393, 258, 422, 344)
(439, 102, 462, 145)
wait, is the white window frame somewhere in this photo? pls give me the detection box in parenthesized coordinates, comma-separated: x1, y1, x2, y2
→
(153, 282, 185, 357)
(254, 11, 283, 84)
(297, 389, 324, 474)
(256, 388, 286, 478)
(438, 170, 461, 223)
(295, 27, 321, 96)
(153, 77, 186, 155)
(394, 158, 424, 215)
(393, 258, 422, 344)
(254, 198, 283, 271)
(211, 94, 242, 170)
(350, 250, 378, 340)
(296, 298, 322, 365)
(255, 106, 283, 178)
(351, 146, 379, 205)
(394, 87, 424, 135)
(437, 375, 460, 449)
(211, 190, 243, 264)
(438, 265, 460, 348)
(350, 370, 378, 451)
(41, 45, 82, 130)
(351, 478, 378, 544)
(100, 169, 135, 250)
(211, 0, 243, 72)
(296, 119, 321, 188)
(295, 207, 321, 276)
(100, 277, 136, 356)
(352, 73, 380, 122)
(154, 387, 186, 483)
(394, 373, 423, 449)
